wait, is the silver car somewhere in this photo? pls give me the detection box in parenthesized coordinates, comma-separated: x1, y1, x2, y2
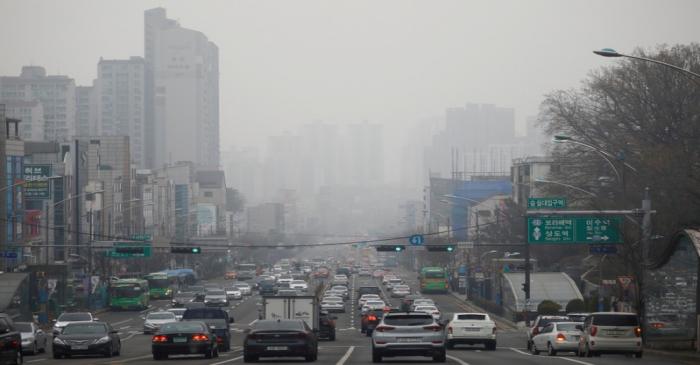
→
(16, 322, 47, 355)
(232, 282, 252, 295)
(371, 312, 447, 363)
(142, 311, 178, 334)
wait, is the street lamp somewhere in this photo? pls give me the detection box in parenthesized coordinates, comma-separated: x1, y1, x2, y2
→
(480, 250, 498, 262)
(594, 48, 700, 80)
(533, 178, 598, 197)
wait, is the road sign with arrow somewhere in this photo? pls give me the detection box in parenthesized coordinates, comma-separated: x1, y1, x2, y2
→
(527, 216, 621, 244)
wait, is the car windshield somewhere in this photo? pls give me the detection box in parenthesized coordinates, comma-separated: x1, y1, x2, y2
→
(556, 323, 580, 331)
(62, 323, 107, 335)
(175, 292, 194, 298)
(254, 320, 304, 331)
(367, 301, 384, 306)
(160, 322, 206, 333)
(183, 309, 227, 319)
(416, 306, 437, 311)
(384, 315, 433, 326)
(148, 313, 175, 320)
(394, 285, 409, 290)
(291, 280, 306, 285)
(58, 313, 91, 321)
(168, 309, 186, 314)
(324, 297, 342, 302)
(207, 290, 226, 296)
(457, 314, 486, 320)
(539, 318, 568, 327)
(234, 283, 250, 288)
(15, 323, 32, 332)
(593, 315, 639, 326)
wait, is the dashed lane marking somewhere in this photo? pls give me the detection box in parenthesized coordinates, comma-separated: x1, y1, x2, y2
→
(336, 346, 355, 365)
(118, 325, 130, 330)
(447, 354, 471, 365)
(506, 347, 595, 365)
(26, 359, 47, 363)
(103, 354, 153, 364)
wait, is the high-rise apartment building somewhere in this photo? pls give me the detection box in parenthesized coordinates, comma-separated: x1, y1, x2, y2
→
(0, 66, 76, 141)
(145, 8, 220, 169)
(75, 85, 97, 137)
(0, 100, 44, 141)
(96, 57, 146, 168)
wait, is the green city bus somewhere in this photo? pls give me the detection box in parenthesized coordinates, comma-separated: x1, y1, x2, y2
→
(109, 278, 150, 310)
(419, 267, 449, 294)
(144, 272, 173, 299)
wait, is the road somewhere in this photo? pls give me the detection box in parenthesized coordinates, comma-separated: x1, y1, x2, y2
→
(27, 273, 691, 365)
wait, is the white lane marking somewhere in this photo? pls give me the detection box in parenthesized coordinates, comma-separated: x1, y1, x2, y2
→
(210, 355, 243, 364)
(105, 354, 153, 363)
(111, 318, 133, 326)
(119, 325, 130, 330)
(506, 347, 595, 365)
(26, 359, 47, 363)
(121, 331, 139, 341)
(447, 354, 470, 365)
(335, 345, 355, 365)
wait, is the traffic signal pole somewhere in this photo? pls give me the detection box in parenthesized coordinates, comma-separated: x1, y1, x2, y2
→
(524, 231, 531, 327)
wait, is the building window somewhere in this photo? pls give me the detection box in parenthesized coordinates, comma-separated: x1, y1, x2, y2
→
(204, 192, 213, 198)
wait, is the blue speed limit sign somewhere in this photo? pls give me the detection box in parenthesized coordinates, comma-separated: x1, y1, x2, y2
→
(409, 235, 424, 246)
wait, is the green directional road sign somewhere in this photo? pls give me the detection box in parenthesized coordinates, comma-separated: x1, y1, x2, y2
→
(528, 197, 567, 209)
(105, 242, 152, 258)
(527, 216, 621, 244)
(129, 234, 152, 241)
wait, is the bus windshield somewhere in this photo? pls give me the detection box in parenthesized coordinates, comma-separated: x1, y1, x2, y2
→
(111, 285, 144, 298)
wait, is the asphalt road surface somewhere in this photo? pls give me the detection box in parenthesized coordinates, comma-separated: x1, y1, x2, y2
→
(28, 273, 691, 365)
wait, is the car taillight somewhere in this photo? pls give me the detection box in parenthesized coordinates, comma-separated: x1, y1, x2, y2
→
(650, 322, 664, 329)
(634, 327, 642, 337)
(368, 315, 377, 321)
(556, 333, 566, 342)
(192, 334, 209, 342)
(423, 325, 442, 332)
(383, 307, 391, 313)
(492, 326, 497, 334)
(152, 335, 168, 343)
(532, 327, 539, 335)
(375, 325, 395, 332)
(9, 340, 19, 349)
(590, 325, 598, 337)
(447, 326, 453, 334)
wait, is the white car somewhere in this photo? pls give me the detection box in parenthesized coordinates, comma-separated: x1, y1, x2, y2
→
(386, 278, 403, 291)
(289, 280, 308, 292)
(321, 297, 345, 312)
(143, 311, 178, 334)
(232, 282, 252, 295)
(331, 275, 349, 286)
(578, 312, 642, 358)
(362, 300, 387, 314)
(225, 287, 243, 300)
(166, 308, 187, 321)
(391, 285, 411, 297)
(446, 313, 497, 350)
(411, 298, 435, 310)
(382, 275, 397, 285)
(358, 294, 381, 309)
(277, 276, 294, 285)
(204, 290, 229, 307)
(16, 322, 47, 355)
(414, 305, 441, 320)
(532, 321, 582, 355)
(52, 312, 96, 335)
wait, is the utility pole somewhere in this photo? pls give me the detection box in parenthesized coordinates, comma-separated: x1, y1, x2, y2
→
(639, 188, 652, 344)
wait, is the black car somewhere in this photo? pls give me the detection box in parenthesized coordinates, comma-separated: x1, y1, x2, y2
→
(358, 286, 381, 298)
(336, 267, 351, 276)
(258, 281, 275, 296)
(0, 313, 22, 365)
(151, 321, 218, 360)
(182, 308, 233, 351)
(243, 319, 318, 363)
(52, 322, 121, 359)
(318, 311, 336, 341)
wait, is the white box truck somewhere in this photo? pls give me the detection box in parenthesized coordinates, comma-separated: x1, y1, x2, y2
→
(261, 295, 319, 330)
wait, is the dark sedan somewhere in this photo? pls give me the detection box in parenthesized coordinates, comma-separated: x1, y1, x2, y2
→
(52, 322, 120, 359)
(151, 321, 218, 360)
(243, 319, 318, 362)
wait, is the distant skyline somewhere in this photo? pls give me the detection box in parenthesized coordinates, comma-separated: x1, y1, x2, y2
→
(2, 0, 699, 180)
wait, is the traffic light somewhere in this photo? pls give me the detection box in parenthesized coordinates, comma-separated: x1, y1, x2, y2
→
(426, 245, 456, 252)
(114, 246, 146, 254)
(375, 245, 406, 252)
(521, 282, 530, 293)
(170, 246, 202, 254)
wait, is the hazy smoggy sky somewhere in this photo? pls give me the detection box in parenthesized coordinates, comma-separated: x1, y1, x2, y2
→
(1, 0, 699, 151)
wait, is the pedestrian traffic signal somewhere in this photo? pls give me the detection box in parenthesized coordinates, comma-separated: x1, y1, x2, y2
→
(114, 246, 146, 254)
(171, 246, 202, 254)
(426, 245, 456, 252)
(375, 245, 405, 252)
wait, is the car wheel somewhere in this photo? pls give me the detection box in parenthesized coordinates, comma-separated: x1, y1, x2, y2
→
(585, 343, 593, 357)
(531, 343, 539, 355)
(152, 352, 166, 360)
(29, 342, 37, 355)
(372, 349, 382, 363)
(41, 339, 47, 353)
(205, 347, 214, 359)
(305, 351, 315, 362)
(53, 353, 62, 359)
(243, 354, 258, 362)
(12, 350, 22, 365)
(329, 331, 336, 341)
(433, 350, 447, 363)
(446, 340, 454, 350)
(214, 347, 220, 358)
(547, 343, 556, 356)
(104, 345, 113, 358)
(634, 351, 643, 358)
(526, 340, 532, 351)
(115, 341, 121, 356)
(486, 341, 497, 351)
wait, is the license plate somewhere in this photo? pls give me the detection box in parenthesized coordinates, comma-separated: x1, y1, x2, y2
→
(173, 337, 187, 343)
(397, 337, 421, 343)
(462, 327, 481, 332)
(71, 345, 88, 350)
(267, 346, 288, 351)
(571, 336, 580, 341)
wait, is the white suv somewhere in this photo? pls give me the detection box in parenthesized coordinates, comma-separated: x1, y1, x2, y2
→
(577, 312, 642, 358)
(446, 313, 496, 350)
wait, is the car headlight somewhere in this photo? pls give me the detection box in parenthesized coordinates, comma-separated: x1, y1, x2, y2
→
(53, 337, 66, 345)
(166, 289, 172, 295)
(96, 336, 110, 344)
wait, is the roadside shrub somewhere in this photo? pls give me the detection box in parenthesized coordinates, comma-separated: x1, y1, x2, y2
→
(565, 299, 585, 313)
(537, 300, 562, 315)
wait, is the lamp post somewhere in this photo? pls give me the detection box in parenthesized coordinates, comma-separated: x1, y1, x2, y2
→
(594, 48, 700, 81)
